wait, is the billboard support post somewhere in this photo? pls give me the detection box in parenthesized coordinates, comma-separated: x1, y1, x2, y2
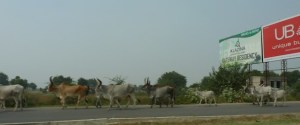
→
(264, 62, 269, 86)
(281, 59, 287, 90)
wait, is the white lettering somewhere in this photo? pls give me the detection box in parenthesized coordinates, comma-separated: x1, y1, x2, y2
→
(275, 24, 295, 40)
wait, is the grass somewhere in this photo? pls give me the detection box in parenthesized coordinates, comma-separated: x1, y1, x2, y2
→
(104, 114, 300, 125)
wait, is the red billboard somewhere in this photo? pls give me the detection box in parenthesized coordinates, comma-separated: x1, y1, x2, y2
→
(263, 15, 300, 62)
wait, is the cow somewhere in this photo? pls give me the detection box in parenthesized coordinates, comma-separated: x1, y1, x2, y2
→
(95, 79, 138, 110)
(246, 84, 272, 107)
(194, 90, 217, 106)
(142, 78, 175, 108)
(48, 76, 89, 109)
(270, 88, 286, 107)
(0, 84, 24, 111)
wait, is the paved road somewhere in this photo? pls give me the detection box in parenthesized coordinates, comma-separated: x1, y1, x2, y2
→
(1, 102, 300, 124)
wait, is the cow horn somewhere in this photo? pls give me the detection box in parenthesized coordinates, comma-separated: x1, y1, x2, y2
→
(49, 76, 54, 85)
(96, 78, 102, 85)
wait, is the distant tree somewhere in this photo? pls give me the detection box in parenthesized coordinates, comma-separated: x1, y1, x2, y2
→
(209, 63, 249, 95)
(28, 82, 37, 90)
(284, 70, 300, 87)
(51, 75, 73, 85)
(87, 79, 97, 88)
(10, 76, 28, 88)
(78, 78, 88, 86)
(157, 71, 187, 91)
(189, 82, 201, 88)
(108, 75, 126, 85)
(0, 72, 9, 85)
(263, 70, 279, 77)
(198, 76, 216, 91)
(250, 69, 263, 76)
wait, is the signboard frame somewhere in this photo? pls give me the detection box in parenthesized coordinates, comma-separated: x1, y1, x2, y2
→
(262, 15, 300, 62)
(219, 27, 263, 66)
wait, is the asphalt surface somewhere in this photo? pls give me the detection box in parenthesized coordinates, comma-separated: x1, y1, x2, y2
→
(1, 102, 300, 124)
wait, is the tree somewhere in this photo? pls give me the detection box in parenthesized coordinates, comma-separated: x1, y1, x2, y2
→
(284, 70, 300, 87)
(108, 75, 126, 85)
(10, 76, 28, 88)
(28, 82, 37, 90)
(78, 78, 88, 86)
(0, 72, 9, 85)
(209, 63, 249, 95)
(198, 76, 216, 91)
(250, 69, 263, 76)
(157, 71, 187, 91)
(51, 75, 73, 85)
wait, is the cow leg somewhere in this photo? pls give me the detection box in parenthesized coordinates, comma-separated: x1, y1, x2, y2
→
(60, 96, 66, 109)
(150, 97, 155, 108)
(273, 97, 277, 107)
(259, 96, 263, 107)
(213, 97, 217, 106)
(114, 99, 121, 109)
(171, 96, 175, 108)
(130, 94, 137, 106)
(19, 94, 23, 111)
(84, 96, 88, 109)
(96, 96, 102, 108)
(13, 97, 18, 111)
(76, 96, 81, 109)
(199, 98, 203, 104)
(1, 100, 6, 111)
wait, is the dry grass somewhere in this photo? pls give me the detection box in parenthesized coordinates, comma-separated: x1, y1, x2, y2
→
(105, 114, 300, 125)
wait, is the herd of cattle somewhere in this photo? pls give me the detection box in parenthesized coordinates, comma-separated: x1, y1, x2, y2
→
(0, 77, 287, 111)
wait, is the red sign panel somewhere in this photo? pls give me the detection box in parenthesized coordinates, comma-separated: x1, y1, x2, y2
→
(263, 15, 300, 62)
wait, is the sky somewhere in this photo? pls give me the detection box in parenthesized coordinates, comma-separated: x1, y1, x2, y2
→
(0, 0, 300, 88)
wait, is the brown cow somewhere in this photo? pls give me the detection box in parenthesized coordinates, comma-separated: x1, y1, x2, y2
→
(48, 76, 89, 109)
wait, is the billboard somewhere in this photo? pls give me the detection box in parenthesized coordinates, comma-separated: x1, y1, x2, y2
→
(262, 15, 300, 62)
(219, 27, 262, 65)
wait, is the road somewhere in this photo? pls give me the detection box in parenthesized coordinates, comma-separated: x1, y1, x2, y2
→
(1, 102, 300, 124)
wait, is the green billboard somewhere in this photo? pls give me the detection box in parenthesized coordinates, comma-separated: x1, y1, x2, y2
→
(219, 27, 262, 66)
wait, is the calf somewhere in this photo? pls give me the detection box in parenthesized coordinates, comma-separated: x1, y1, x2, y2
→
(270, 88, 286, 107)
(48, 76, 89, 109)
(194, 90, 217, 106)
(0, 84, 24, 111)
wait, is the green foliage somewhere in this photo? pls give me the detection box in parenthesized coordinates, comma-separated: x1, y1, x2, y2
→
(28, 82, 37, 90)
(157, 71, 187, 94)
(78, 77, 88, 86)
(10, 76, 28, 88)
(220, 87, 245, 103)
(285, 70, 300, 87)
(250, 69, 263, 76)
(0, 72, 9, 85)
(209, 63, 249, 95)
(51, 75, 73, 85)
(183, 88, 199, 103)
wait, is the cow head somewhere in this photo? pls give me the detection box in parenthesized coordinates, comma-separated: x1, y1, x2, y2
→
(48, 76, 57, 92)
(95, 78, 103, 91)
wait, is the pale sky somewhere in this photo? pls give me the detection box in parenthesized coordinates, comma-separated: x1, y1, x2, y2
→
(0, 0, 299, 88)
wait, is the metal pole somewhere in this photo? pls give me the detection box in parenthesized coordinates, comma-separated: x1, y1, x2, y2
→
(264, 62, 269, 86)
(281, 59, 287, 90)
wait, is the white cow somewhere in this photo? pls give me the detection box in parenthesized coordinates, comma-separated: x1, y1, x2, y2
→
(248, 85, 272, 107)
(194, 90, 217, 106)
(95, 79, 138, 110)
(270, 88, 286, 107)
(0, 84, 24, 111)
